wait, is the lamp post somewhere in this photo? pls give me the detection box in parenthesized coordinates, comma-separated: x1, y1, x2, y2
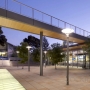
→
(62, 28, 74, 85)
(16, 51, 19, 67)
(26, 46, 31, 72)
(44, 51, 47, 67)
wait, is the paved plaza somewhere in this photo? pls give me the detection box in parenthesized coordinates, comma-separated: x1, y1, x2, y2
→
(0, 66, 90, 90)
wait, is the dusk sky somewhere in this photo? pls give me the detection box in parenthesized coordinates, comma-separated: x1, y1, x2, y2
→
(1, 0, 90, 46)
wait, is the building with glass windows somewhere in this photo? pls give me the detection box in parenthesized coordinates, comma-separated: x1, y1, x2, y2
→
(63, 43, 90, 69)
(0, 42, 16, 59)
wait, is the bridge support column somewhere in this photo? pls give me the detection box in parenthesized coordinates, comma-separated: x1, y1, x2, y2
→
(40, 31, 43, 76)
(77, 50, 78, 68)
(72, 51, 73, 67)
(84, 54, 86, 69)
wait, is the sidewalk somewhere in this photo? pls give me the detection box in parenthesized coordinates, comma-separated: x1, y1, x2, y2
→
(0, 66, 90, 90)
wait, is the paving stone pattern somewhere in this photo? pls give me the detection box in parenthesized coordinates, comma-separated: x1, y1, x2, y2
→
(0, 66, 90, 90)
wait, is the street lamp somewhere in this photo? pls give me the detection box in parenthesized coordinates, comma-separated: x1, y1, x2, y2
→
(26, 46, 32, 72)
(62, 28, 74, 85)
(16, 51, 19, 54)
(44, 50, 47, 67)
(16, 51, 19, 67)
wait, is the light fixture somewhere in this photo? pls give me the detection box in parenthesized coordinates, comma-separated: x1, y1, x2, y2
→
(16, 51, 19, 67)
(44, 51, 47, 54)
(26, 46, 32, 50)
(62, 28, 74, 85)
(26, 45, 32, 72)
(44, 50, 47, 67)
(62, 28, 74, 37)
(16, 51, 19, 53)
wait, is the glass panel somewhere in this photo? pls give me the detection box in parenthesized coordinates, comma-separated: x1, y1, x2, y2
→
(21, 5, 32, 18)
(71, 25, 75, 33)
(33, 10, 42, 21)
(0, 0, 5, 9)
(66, 23, 71, 28)
(76, 27, 80, 35)
(84, 31, 88, 37)
(87, 32, 90, 37)
(80, 29, 84, 36)
(8, 0, 20, 14)
(43, 14, 51, 24)
(52, 17, 59, 27)
(58, 20, 64, 29)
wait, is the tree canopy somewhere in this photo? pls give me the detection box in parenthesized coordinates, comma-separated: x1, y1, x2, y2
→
(24, 35, 49, 62)
(43, 36, 49, 50)
(48, 43, 65, 69)
(32, 48, 40, 62)
(17, 42, 28, 66)
(23, 35, 49, 50)
(83, 37, 90, 53)
(0, 27, 7, 46)
(23, 35, 40, 48)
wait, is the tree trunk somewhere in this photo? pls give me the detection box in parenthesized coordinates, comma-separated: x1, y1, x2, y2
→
(22, 64, 24, 69)
(55, 64, 57, 69)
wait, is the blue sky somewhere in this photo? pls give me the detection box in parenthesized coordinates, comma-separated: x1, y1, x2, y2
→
(1, 0, 90, 46)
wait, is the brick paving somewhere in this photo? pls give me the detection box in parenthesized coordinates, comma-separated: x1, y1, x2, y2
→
(0, 66, 90, 90)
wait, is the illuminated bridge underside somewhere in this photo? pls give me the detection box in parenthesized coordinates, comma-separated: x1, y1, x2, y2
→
(63, 44, 85, 51)
(0, 8, 87, 43)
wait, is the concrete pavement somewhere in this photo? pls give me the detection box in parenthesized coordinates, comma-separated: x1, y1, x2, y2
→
(0, 66, 90, 90)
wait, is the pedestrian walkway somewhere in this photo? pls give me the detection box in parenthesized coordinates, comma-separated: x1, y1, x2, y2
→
(0, 69, 26, 90)
(0, 66, 90, 90)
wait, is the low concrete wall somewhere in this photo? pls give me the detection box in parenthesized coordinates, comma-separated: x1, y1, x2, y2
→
(0, 57, 40, 66)
(10, 61, 40, 66)
(0, 60, 10, 66)
(9, 57, 21, 61)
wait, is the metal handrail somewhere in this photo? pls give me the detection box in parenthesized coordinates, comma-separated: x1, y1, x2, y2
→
(0, 0, 90, 37)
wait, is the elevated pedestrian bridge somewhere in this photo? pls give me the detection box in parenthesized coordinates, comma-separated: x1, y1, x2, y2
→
(0, 0, 89, 43)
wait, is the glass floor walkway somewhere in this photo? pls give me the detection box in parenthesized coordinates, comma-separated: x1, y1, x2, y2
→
(0, 69, 26, 90)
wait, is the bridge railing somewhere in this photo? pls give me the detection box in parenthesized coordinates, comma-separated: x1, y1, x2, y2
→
(0, 0, 90, 37)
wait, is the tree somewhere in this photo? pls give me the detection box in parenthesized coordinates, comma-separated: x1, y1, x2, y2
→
(32, 48, 40, 62)
(23, 35, 40, 48)
(43, 36, 49, 50)
(0, 27, 7, 46)
(23, 35, 49, 49)
(24, 35, 49, 63)
(49, 43, 65, 69)
(17, 42, 28, 69)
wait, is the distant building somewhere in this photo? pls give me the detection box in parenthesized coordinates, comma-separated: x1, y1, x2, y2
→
(0, 42, 16, 59)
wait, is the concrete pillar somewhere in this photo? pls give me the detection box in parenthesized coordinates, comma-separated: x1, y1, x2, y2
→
(40, 31, 43, 76)
(77, 50, 78, 68)
(66, 36, 69, 85)
(28, 49, 30, 71)
(72, 51, 73, 67)
(64, 52, 66, 66)
(83, 50, 84, 67)
(84, 54, 86, 69)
